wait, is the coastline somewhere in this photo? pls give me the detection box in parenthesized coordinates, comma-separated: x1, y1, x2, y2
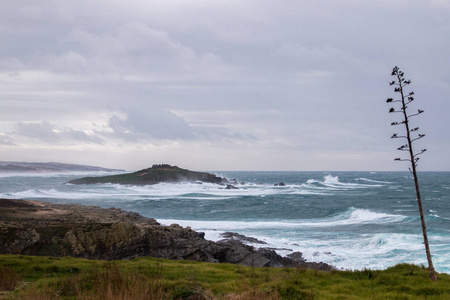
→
(2, 171, 449, 273)
(0, 198, 333, 271)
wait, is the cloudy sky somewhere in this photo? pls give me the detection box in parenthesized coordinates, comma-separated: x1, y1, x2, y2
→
(1, 0, 449, 171)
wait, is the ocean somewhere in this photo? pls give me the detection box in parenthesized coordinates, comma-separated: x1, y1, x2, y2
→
(1, 171, 449, 273)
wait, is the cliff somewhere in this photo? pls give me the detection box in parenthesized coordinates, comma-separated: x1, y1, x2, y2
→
(0, 199, 332, 270)
(68, 164, 226, 185)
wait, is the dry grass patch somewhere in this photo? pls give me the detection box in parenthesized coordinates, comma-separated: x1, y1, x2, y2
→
(0, 266, 18, 291)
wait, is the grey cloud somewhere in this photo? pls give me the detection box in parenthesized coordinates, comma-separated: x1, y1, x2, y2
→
(107, 109, 256, 142)
(0, 135, 16, 146)
(108, 110, 194, 141)
(192, 125, 257, 142)
(50, 22, 230, 79)
(43, 51, 92, 75)
(1, 13, 231, 81)
(15, 121, 104, 144)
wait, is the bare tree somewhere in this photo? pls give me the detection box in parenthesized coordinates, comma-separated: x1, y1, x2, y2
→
(387, 66, 438, 281)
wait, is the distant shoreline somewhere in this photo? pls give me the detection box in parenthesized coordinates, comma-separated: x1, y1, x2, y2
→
(0, 161, 124, 173)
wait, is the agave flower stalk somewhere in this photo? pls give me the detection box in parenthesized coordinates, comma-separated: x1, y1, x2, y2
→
(387, 66, 437, 281)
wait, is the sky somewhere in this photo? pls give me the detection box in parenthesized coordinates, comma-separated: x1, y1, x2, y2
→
(0, 0, 449, 171)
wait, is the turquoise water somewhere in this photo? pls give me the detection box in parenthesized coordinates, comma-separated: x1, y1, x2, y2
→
(1, 171, 449, 273)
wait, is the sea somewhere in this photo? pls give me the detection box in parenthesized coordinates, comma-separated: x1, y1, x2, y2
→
(1, 171, 449, 273)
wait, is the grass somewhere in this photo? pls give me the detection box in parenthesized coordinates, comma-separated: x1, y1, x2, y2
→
(0, 254, 449, 299)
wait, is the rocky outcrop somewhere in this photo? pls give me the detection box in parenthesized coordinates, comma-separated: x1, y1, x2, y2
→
(221, 232, 267, 245)
(0, 199, 333, 270)
(68, 164, 227, 186)
(225, 184, 239, 190)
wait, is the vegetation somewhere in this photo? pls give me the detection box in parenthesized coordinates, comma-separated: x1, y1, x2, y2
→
(1, 254, 449, 299)
(387, 66, 437, 281)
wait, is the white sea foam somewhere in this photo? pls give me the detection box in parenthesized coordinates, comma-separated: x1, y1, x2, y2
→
(158, 208, 406, 233)
(305, 208, 407, 226)
(6, 179, 338, 201)
(10, 189, 113, 200)
(4, 173, 388, 202)
(296, 233, 428, 270)
(356, 178, 393, 184)
(305, 175, 384, 191)
(157, 217, 433, 271)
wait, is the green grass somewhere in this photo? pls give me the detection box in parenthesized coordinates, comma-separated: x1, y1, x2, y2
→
(1, 254, 449, 299)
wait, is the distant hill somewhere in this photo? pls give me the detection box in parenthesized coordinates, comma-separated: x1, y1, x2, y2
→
(68, 164, 226, 185)
(0, 161, 124, 173)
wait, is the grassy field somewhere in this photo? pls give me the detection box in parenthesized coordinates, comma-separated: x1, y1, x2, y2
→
(1, 254, 449, 299)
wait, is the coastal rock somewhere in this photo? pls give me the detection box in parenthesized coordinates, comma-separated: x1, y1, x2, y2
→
(214, 240, 271, 267)
(286, 251, 306, 263)
(221, 232, 267, 245)
(0, 199, 334, 270)
(225, 184, 239, 190)
(229, 178, 238, 184)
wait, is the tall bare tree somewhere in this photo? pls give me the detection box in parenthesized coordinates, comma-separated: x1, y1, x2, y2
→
(387, 66, 437, 281)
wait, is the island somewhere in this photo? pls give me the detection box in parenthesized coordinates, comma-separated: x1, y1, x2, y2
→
(68, 164, 227, 185)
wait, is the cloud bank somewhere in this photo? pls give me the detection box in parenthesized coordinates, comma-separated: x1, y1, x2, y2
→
(1, 0, 449, 171)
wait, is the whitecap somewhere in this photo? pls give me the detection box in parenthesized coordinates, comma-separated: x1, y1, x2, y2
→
(356, 178, 393, 184)
(305, 175, 384, 191)
(294, 208, 407, 227)
(157, 208, 407, 234)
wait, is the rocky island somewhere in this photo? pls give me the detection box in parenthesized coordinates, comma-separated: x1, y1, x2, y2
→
(68, 164, 227, 185)
(0, 198, 332, 270)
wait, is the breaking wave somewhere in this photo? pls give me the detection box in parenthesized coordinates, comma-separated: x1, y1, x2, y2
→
(158, 208, 407, 232)
(6, 175, 374, 201)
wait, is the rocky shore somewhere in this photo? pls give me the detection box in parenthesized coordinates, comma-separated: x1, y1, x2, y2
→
(0, 199, 333, 270)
